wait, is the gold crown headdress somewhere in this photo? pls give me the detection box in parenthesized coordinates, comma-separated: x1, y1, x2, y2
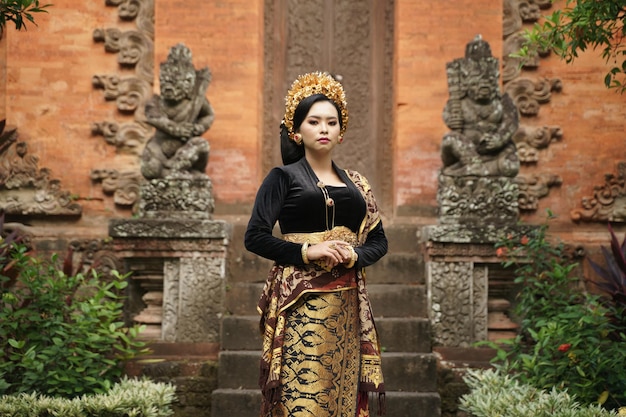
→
(282, 72, 348, 139)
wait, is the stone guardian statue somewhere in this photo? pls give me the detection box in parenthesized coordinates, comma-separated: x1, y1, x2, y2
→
(137, 43, 216, 218)
(141, 43, 215, 180)
(438, 35, 520, 224)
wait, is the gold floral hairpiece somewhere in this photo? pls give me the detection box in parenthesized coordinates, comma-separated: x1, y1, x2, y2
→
(282, 72, 348, 139)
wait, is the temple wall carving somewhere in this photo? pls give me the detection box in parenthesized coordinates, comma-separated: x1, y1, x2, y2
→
(571, 162, 626, 223)
(503, 0, 563, 214)
(90, 0, 155, 212)
(0, 122, 82, 216)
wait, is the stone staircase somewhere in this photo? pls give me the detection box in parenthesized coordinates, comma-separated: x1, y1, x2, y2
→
(211, 221, 441, 417)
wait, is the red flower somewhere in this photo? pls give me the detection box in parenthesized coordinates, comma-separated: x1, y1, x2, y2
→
(496, 247, 508, 257)
(520, 235, 529, 245)
(558, 343, 572, 352)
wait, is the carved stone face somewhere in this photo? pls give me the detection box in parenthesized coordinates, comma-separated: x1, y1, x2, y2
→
(159, 68, 196, 102)
(467, 73, 497, 104)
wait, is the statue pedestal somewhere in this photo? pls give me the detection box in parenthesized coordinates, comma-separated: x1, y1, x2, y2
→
(109, 217, 230, 343)
(437, 174, 519, 224)
(421, 223, 534, 347)
(139, 177, 215, 220)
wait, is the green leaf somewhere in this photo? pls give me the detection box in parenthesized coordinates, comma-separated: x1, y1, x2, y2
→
(7, 339, 24, 349)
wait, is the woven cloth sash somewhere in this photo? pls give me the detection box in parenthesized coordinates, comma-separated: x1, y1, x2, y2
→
(282, 225, 358, 246)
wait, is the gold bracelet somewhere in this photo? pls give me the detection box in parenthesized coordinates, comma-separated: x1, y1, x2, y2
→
(346, 246, 358, 268)
(301, 241, 310, 264)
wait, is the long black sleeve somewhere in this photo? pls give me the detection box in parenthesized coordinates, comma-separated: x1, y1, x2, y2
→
(244, 168, 304, 265)
(354, 221, 388, 269)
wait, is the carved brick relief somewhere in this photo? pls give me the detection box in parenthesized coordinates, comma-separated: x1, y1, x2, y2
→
(69, 238, 124, 279)
(571, 162, 626, 223)
(503, 0, 563, 212)
(0, 121, 82, 216)
(517, 173, 563, 211)
(91, 0, 155, 211)
(90, 168, 142, 207)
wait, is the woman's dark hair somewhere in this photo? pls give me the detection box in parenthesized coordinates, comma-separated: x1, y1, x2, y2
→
(280, 94, 343, 165)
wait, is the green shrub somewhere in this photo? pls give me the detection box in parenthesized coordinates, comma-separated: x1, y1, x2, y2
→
(485, 213, 626, 409)
(0, 377, 176, 416)
(0, 237, 148, 397)
(460, 368, 621, 417)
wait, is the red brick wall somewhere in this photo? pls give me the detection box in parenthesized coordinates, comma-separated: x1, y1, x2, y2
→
(153, 1, 263, 207)
(2, 1, 625, 243)
(4, 1, 121, 236)
(520, 47, 626, 236)
(3, 0, 263, 236)
(395, 0, 626, 240)
(396, 0, 503, 216)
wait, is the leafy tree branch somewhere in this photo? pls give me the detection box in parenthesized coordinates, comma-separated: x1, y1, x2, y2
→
(515, 0, 626, 93)
(0, 0, 51, 32)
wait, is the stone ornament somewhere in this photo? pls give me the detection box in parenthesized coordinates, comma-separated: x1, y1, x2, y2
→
(93, 27, 154, 82)
(92, 75, 153, 115)
(90, 169, 142, 207)
(138, 177, 215, 220)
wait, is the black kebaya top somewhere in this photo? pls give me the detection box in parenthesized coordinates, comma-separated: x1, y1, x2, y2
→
(244, 158, 388, 268)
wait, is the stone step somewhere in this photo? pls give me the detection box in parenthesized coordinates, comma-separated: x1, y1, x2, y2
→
(369, 283, 427, 317)
(221, 315, 433, 353)
(383, 352, 438, 392)
(216, 351, 437, 392)
(225, 283, 427, 317)
(211, 388, 440, 417)
(367, 252, 424, 285)
(211, 389, 260, 417)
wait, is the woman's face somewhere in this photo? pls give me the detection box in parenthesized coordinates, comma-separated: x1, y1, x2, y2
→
(297, 100, 341, 155)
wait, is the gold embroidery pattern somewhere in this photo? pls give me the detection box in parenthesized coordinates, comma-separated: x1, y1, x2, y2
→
(269, 289, 359, 417)
(361, 355, 384, 389)
(283, 226, 358, 246)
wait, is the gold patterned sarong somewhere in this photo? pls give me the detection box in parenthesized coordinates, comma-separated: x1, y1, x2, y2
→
(269, 289, 361, 417)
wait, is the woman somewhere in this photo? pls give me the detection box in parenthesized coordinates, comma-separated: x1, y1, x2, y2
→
(245, 72, 387, 417)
